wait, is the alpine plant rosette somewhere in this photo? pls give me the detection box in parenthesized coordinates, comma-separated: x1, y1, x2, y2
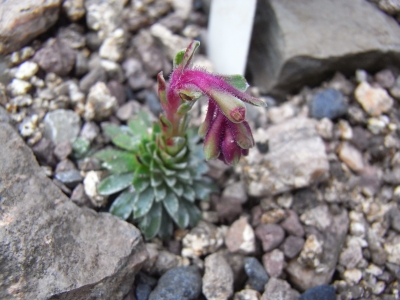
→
(95, 41, 266, 239)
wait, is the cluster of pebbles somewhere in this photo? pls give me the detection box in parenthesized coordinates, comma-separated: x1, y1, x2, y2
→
(1, 0, 400, 299)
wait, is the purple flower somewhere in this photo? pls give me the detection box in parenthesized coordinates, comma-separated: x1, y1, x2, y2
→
(158, 40, 266, 165)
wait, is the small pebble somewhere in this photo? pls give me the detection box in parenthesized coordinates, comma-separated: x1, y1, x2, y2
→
(149, 266, 202, 300)
(281, 236, 305, 259)
(262, 249, 284, 278)
(310, 88, 347, 120)
(255, 224, 285, 252)
(299, 284, 336, 300)
(244, 257, 269, 293)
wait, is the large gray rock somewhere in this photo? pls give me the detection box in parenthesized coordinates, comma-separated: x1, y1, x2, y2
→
(0, 0, 61, 54)
(0, 117, 148, 299)
(248, 0, 400, 96)
(241, 117, 329, 196)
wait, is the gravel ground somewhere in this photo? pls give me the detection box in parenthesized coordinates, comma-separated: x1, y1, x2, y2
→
(1, 0, 400, 299)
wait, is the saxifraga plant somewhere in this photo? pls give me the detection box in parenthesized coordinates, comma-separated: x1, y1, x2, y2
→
(95, 41, 266, 239)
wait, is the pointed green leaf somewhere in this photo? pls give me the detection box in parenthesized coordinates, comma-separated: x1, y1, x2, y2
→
(174, 146, 188, 160)
(139, 202, 162, 240)
(173, 49, 186, 68)
(172, 161, 188, 170)
(192, 180, 213, 201)
(177, 170, 191, 182)
(151, 172, 163, 187)
(181, 201, 201, 227)
(164, 176, 177, 187)
(132, 176, 150, 193)
(183, 185, 195, 202)
(95, 149, 128, 161)
(137, 153, 152, 166)
(109, 190, 136, 219)
(163, 191, 179, 216)
(133, 187, 154, 218)
(165, 137, 186, 156)
(112, 134, 141, 151)
(102, 124, 131, 138)
(72, 137, 90, 158)
(128, 117, 149, 137)
(170, 181, 183, 197)
(178, 114, 190, 138)
(98, 173, 135, 196)
(158, 210, 174, 239)
(174, 202, 189, 229)
(221, 74, 249, 92)
(154, 184, 167, 202)
(100, 152, 138, 175)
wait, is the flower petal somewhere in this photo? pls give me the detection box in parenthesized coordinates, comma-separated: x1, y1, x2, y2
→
(203, 112, 224, 160)
(209, 90, 246, 123)
(221, 125, 241, 165)
(198, 99, 216, 138)
(232, 121, 254, 149)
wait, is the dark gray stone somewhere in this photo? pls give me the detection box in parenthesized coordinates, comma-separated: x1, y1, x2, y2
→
(79, 67, 107, 93)
(299, 285, 336, 300)
(54, 141, 73, 160)
(390, 206, 400, 233)
(280, 210, 305, 237)
(248, 0, 400, 97)
(0, 117, 148, 299)
(31, 137, 57, 167)
(244, 257, 270, 292)
(148, 266, 202, 300)
(55, 169, 83, 188)
(310, 89, 347, 120)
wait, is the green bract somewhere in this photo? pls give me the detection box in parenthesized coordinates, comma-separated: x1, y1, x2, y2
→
(95, 113, 214, 240)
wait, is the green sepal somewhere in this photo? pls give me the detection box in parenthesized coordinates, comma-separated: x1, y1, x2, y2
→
(132, 175, 150, 193)
(128, 117, 149, 138)
(133, 187, 154, 218)
(157, 72, 167, 108)
(178, 90, 202, 102)
(139, 202, 162, 240)
(183, 185, 195, 202)
(180, 40, 200, 70)
(173, 49, 186, 69)
(174, 146, 188, 160)
(177, 101, 195, 116)
(154, 184, 167, 202)
(178, 114, 190, 137)
(165, 137, 186, 156)
(182, 201, 201, 227)
(221, 74, 249, 92)
(109, 190, 136, 219)
(97, 172, 134, 196)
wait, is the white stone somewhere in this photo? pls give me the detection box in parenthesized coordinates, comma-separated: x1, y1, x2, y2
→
(343, 268, 362, 284)
(99, 28, 125, 62)
(83, 171, 108, 207)
(8, 78, 31, 97)
(300, 205, 332, 231)
(355, 81, 394, 117)
(337, 141, 364, 173)
(316, 117, 333, 140)
(225, 217, 255, 254)
(14, 61, 39, 80)
(384, 236, 400, 265)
